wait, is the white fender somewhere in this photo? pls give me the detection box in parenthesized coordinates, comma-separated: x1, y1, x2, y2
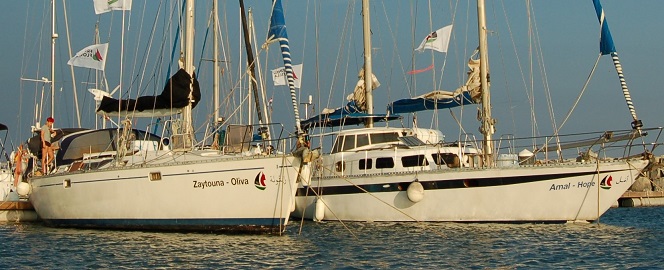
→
(299, 163, 312, 186)
(407, 181, 424, 203)
(314, 197, 325, 222)
(17, 182, 31, 197)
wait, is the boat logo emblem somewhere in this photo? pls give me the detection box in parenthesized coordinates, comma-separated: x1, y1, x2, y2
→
(254, 172, 267, 190)
(599, 175, 613, 190)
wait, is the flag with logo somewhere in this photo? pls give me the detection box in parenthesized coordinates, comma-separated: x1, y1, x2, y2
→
(93, 0, 132, 14)
(416, 25, 453, 53)
(67, 43, 109, 70)
(271, 64, 303, 88)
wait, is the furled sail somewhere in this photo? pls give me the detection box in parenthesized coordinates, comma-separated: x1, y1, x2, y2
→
(345, 67, 380, 112)
(388, 51, 483, 114)
(96, 68, 201, 117)
(301, 67, 392, 130)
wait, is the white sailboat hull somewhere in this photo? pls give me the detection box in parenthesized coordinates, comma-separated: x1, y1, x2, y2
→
(0, 170, 38, 222)
(0, 201, 38, 222)
(294, 159, 647, 222)
(30, 152, 301, 233)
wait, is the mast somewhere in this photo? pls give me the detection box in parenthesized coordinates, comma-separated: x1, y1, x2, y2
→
(239, 0, 265, 127)
(362, 0, 374, 128)
(477, 0, 494, 166)
(62, 0, 81, 128)
(50, 0, 57, 119)
(249, 9, 272, 140)
(213, 0, 220, 125)
(182, 0, 195, 145)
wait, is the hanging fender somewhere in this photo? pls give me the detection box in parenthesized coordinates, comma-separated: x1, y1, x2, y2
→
(407, 181, 424, 203)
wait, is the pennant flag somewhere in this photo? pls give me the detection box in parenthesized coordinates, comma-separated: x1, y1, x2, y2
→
(591, 0, 616, 55)
(93, 0, 133, 15)
(272, 64, 303, 88)
(267, 0, 288, 43)
(268, 0, 304, 133)
(407, 64, 434, 75)
(67, 43, 109, 70)
(416, 25, 453, 53)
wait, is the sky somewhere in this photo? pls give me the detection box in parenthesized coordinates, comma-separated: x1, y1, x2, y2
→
(0, 0, 662, 155)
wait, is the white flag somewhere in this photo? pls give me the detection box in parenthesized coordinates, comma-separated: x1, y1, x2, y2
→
(67, 43, 109, 71)
(271, 64, 303, 88)
(93, 0, 133, 14)
(416, 25, 453, 53)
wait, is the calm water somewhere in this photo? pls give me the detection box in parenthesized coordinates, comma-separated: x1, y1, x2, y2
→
(1, 207, 663, 269)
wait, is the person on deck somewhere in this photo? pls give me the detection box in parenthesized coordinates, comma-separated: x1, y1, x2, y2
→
(41, 117, 56, 174)
(13, 144, 27, 187)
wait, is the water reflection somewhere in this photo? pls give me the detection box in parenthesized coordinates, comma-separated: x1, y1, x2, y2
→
(0, 207, 662, 268)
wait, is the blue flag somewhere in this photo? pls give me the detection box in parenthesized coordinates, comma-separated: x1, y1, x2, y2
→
(591, 0, 616, 55)
(268, 0, 303, 133)
(268, 0, 288, 41)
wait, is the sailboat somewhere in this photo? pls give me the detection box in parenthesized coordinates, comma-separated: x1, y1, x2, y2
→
(293, 0, 651, 222)
(0, 123, 38, 222)
(23, 0, 311, 233)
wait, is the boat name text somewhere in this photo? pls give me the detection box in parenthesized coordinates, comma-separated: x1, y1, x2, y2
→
(193, 180, 224, 189)
(193, 178, 250, 189)
(548, 181, 595, 191)
(231, 178, 249, 185)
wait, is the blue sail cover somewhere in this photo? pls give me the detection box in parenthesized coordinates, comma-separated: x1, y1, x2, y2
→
(301, 101, 400, 130)
(591, 0, 616, 55)
(387, 91, 476, 114)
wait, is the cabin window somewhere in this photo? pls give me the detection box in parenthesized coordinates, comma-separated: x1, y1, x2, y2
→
(63, 179, 71, 188)
(431, 153, 460, 168)
(332, 136, 344, 153)
(370, 133, 399, 144)
(401, 155, 429, 167)
(342, 135, 356, 151)
(375, 157, 394, 169)
(83, 159, 113, 171)
(356, 134, 369, 148)
(359, 159, 373, 170)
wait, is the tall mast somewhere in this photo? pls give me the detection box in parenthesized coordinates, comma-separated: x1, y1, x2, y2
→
(213, 0, 220, 125)
(182, 0, 195, 143)
(362, 0, 374, 128)
(62, 0, 82, 128)
(249, 9, 272, 139)
(50, 0, 57, 119)
(477, 0, 494, 166)
(239, 0, 264, 126)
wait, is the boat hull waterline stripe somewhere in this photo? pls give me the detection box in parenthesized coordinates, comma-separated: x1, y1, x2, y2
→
(37, 167, 264, 188)
(296, 168, 625, 196)
(43, 217, 286, 231)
